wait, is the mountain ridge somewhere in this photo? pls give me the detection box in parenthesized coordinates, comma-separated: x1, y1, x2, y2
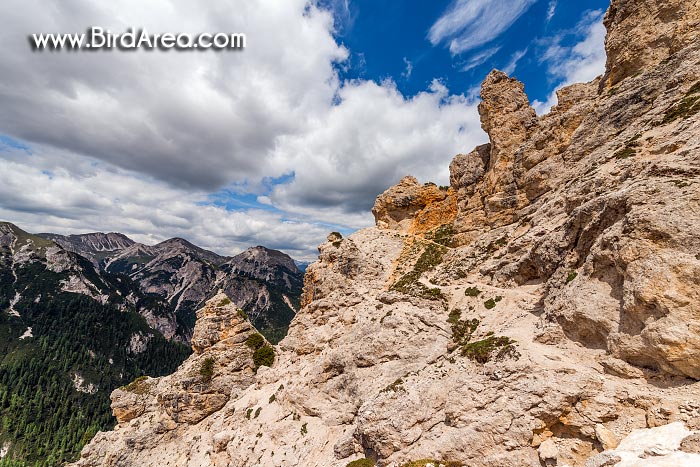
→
(27, 224, 303, 342)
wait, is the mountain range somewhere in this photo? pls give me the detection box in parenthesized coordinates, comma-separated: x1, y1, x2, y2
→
(0, 222, 303, 466)
(37, 229, 303, 342)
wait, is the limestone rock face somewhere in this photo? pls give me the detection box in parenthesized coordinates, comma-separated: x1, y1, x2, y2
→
(73, 2, 700, 467)
(372, 176, 456, 235)
(602, 0, 700, 88)
(80, 290, 264, 466)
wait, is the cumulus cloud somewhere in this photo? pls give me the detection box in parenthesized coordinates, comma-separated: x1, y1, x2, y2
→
(532, 10, 606, 114)
(0, 0, 487, 258)
(0, 0, 347, 189)
(266, 79, 483, 223)
(428, 0, 537, 55)
(0, 144, 331, 260)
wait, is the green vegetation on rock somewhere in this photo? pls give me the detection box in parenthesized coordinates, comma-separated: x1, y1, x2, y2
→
(199, 357, 215, 382)
(245, 333, 265, 350)
(244, 332, 275, 370)
(462, 335, 518, 363)
(346, 459, 375, 467)
(425, 224, 454, 247)
(122, 376, 151, 394)
(465, 286, 481, 297)
(391, 242, 447, 301)
(661, 81, 700, 124)
(400, 460, 463, 467)
(253, 345, 275, 369)
(450, 313, 519, 364)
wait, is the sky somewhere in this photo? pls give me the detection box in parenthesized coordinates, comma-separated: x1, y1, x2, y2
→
(0, 0, 609, 261)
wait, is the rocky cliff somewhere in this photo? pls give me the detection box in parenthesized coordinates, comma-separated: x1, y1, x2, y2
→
(71, 0, 700, 466)
(39, 231, 303, 342)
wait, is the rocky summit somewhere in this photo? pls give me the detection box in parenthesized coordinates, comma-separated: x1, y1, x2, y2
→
(39, 231, 303, 343)
(72, 0, 700, 466)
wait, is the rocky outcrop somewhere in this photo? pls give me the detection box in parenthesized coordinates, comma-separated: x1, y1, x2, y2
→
(602, 0, 700, 88)
(105, 291, 263, 429)
(372, 176, 457, 236)
(585, 422, 700, 466)
(73, 1, 700, 466)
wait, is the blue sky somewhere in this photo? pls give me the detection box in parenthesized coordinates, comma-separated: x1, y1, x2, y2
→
(0, 0, 610, 259)
(330, 0, 608, 101)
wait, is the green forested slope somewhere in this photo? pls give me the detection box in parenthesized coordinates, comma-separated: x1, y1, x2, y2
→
(0, 228, 191, 467)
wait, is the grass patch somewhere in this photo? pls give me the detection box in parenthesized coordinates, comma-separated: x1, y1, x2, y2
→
(447, 308, 462, 325)
(381, 378, 405, 393)
(614, 134, 643, 160)
(217, 297, 232, 307)
(390, 242, 447, 301)
(400, 460, 463, 467)
(425, 224, 454, 247)
(253, 345, 275, 369)
(199, 357, 215, 382)
(566, 271, 578, 284)
(661, 81, 700, 124)
(122, 376, 150, 394)
(245, 333, 265, 350)
(450, 316, 518, 364)
(463, 336, 518, 363)
(465, 286, 481, 297)
(451, 318, 480, 346)
(237, 308, 248, 320)
(245, 332, 274, 370)
(346, 459, 375, 467)
(329, 231, 343, 247)
(484, 298, 497, 309)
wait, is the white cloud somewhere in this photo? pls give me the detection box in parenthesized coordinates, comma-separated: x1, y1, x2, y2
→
(0, 145, 331, 261)
(0, 0, 348, 189)
(546, 1, 557, 23)
(428, 0, 537, 55)
(402, 57, 413, 79)
(460, 47, 500, 72)
(502, 48, 528, 75)
(532, 10, 606, 114)
(266, 79, 484, 223)
(0, 0, 488, 258)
